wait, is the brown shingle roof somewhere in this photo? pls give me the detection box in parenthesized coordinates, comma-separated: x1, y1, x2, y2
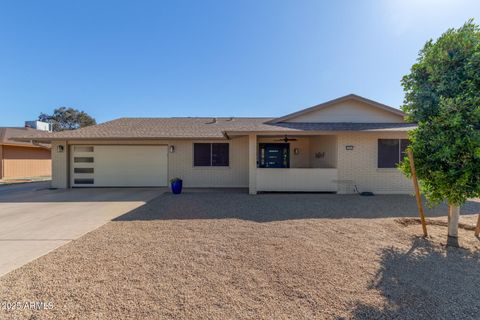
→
(0, 127, 51, 148)
(12, 94, 415, 142)
(13, 118, 416, 142)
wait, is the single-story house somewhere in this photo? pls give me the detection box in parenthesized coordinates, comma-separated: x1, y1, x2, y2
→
(17, 94, 416, 194)
(0, 127, 51, 180)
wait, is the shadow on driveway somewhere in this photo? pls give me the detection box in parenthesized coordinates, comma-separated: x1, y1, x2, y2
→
(0, 181, 166, 203)
(114, 191, 480, 222)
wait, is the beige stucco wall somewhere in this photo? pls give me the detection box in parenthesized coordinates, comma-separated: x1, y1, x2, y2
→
(168, 137, 248, 187)
(53, 137, 249, 188)
(51, 141, 68, 188)
(286, 100, 404, 123)
(309, 135, 337, 168)
(0, 145, 3, 179)
(51, 133, 413, 194)
(1, 146, 51, 179)
(336, 132, 412, 194)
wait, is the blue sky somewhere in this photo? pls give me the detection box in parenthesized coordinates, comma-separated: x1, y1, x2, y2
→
(0, 0, 479, 126)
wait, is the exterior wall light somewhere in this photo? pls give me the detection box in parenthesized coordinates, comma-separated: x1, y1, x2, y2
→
(169, 145, 175, 153)
(345, 145, 354, 151)
(294, 148, 300, 155)
(57, 145, 64, 153)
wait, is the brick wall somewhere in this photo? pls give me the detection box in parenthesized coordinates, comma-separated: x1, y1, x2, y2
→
(336, 132, 413, 194)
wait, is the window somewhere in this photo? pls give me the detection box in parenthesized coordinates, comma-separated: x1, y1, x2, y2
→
(193, 144, 211, 166)
(74, 157, 94, 163)
(74, 167, 94, 174)
(378, 139, 409, 168)
(193, 143, 229, 166)
(212, 143, 229, 166)
(74, 146, 94, 152)
(74, 178, 94, 184)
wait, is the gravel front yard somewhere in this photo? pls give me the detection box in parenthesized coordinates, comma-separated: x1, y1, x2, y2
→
(1, 191, 479, 319)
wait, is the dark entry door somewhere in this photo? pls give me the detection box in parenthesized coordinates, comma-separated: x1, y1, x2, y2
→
(259, 143, 290, 168)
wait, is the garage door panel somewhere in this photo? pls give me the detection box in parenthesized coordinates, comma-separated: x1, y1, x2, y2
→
(71, 145, 168, 187)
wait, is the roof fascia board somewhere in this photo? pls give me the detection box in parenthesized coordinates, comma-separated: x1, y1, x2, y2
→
(224, 129, 413, 136)
(15, 136, 230, 143)
(0, 142, 50, 149)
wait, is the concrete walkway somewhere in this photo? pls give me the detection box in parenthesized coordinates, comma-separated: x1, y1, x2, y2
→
(0, 182, 164, 277)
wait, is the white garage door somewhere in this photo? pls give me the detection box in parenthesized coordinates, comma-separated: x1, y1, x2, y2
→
(70, 145, 168, 187)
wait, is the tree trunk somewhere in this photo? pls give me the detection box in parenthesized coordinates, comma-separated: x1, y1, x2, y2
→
(475, 214, 480, 237)
(448, 204, 460, 238)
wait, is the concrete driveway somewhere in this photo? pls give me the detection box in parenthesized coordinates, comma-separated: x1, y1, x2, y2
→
(0, 182, 164, 277)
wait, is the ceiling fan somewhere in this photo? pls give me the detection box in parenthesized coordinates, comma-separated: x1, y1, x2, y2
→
(274, 135, 298, 142)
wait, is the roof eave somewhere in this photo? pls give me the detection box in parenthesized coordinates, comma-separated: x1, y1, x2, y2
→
(13, 136, 230, 142)
(225, 128, 414, 136)
(1, 142, 51, 149)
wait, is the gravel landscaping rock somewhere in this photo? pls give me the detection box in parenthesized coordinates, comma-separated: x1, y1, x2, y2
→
(0, 192, 479, 319)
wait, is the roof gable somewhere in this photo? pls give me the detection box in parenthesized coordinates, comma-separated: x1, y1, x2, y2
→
(268, 94, 405, 124)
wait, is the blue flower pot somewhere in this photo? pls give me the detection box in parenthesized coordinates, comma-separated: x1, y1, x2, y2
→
(171, 180, 183, 194)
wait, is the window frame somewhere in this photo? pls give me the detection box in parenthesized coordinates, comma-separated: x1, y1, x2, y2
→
(73, 167, 95, 174)
(211, 143, 230, 167)
(74, 146, 94, 152)
(377, 139, 409, 169)
(73, 178, 94, 185)
(74, 156, 94, 163)
(193, 143, 230, 167)
(193, 143, 212, 167)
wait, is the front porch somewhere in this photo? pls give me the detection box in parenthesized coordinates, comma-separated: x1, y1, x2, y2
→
(248, 134, 339, 194)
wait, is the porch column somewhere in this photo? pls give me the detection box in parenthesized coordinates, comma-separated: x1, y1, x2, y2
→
(248, 134, 257, 195)
(0, 145, 3, 179)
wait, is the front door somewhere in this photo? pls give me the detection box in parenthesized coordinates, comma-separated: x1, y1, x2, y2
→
(259, 143, 290, 168)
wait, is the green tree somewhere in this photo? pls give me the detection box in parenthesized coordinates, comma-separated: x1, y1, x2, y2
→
(399, 19, 480, 238)
(39, 107, 96, 132)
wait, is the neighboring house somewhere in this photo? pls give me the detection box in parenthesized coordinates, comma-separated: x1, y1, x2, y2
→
(17, 94, 416, 194)
(0, 127, 51, 180)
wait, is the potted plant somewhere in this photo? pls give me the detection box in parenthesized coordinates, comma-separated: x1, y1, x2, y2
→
(170, 177, 183, 194)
